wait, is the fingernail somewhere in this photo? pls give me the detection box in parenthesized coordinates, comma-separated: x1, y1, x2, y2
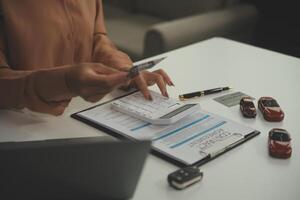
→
(164, 91, 169, 98)
(170, 81, 175, 86)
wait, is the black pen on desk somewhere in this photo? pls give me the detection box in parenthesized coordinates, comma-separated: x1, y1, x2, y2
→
(179, 87, 231, 101)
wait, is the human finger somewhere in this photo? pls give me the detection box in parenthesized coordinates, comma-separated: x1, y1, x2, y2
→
(133, 75, 152, 100)
(153, 69, 174, 86)
(91, 63, 120, 75)
(144, 72, 168, 97)
(107, 51, 133, 71)
(88, 71, 129, 88)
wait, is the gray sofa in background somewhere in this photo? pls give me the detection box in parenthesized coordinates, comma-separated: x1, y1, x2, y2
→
(103, 0, 258, 60)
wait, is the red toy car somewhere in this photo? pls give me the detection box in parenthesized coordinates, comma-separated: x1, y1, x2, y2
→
(258, 97, 284, 122)
(268, 128, 292, 158)
(240, 97, 257, 118)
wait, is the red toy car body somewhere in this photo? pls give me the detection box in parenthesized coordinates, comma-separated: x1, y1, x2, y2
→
(240, 97, 257, 118)
(258, 97, 284, 122)
(268, 128, 292, 158)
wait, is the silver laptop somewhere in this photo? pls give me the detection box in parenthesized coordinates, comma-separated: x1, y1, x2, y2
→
(0, 137, 151, 200)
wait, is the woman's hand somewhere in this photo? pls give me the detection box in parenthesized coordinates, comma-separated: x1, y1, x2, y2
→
(93, 33, 175, 100)
(129, 69, 174, 100)
(65, 63, 129, 103)
(96, 45, 174, 100)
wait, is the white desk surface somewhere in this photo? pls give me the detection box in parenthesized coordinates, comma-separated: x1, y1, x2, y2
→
(1, 37, 299, 200)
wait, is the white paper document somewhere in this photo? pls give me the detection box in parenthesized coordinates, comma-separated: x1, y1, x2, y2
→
(76, 97, 258, 165)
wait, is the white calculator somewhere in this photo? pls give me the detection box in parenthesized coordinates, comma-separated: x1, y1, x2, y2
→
(111, 91, 200, 125)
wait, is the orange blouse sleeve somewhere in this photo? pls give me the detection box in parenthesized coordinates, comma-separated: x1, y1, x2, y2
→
(92, 0, 119, 63)
(0, 67, 75, 116)
(0, 2, 78, 115)
(0, 13, 74, 115)
(93, 0, 107, 35)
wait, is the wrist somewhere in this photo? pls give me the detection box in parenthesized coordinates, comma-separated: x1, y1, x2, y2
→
(32, 66, 76, 102)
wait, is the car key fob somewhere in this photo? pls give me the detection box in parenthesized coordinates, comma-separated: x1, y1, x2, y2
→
(167, 166, 203, 190)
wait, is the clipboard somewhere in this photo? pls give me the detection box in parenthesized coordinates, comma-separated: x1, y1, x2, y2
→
(71, 91, 260, 167)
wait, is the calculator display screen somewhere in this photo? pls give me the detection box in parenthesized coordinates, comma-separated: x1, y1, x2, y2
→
(159, 104, 197, 119)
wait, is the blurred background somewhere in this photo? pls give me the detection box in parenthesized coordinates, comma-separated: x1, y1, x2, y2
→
(102, 0, 300, 60)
